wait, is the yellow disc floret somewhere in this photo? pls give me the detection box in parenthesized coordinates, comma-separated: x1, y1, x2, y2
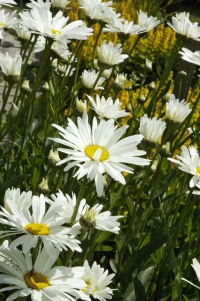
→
(51, 29, 61, 35)
(24, 270, 50, 290)
(85, 145, 109, 161)
(24, 223, 50, 235)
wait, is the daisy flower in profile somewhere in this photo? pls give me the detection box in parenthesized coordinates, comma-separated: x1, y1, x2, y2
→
(103, 17, 142, 36)
(81, 260, 115, 301)
(0, 0, 16, 6)
(51, 0, 70, 9)
(0, 245, 89, 301)
(137, 10, 161, 32)
(97, 40, 128, 69)
(168, 145, 200, 188)
(79, 0, 118, 24)
(19, 8, 93, 41)
(51, 113, 150, 197)
(0, 52, 22, 82)
(87, 94, 129, 119)
(26, 0, 51, 10)
(167, 12, 200, 41)
(179, 47, 200, 66)
(82, 70, 106, 90)
(182, 258, 200, 290)
(4, 187, 32, 214)
(0, 9, 18, 39)
(0, 194, 81, 259)
(79, 203, 122, 233)
(165, 94, 191, 123)
(139, 114, 166, 143)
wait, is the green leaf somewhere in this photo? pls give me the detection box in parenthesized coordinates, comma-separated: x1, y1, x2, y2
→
(134, 277, 147, 301)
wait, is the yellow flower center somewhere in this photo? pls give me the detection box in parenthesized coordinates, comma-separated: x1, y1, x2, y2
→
(85, 145, 109, 161)
(0, 22, 3, 27)
(82, 281, 97, 294)
(51, 29, 61, 35)
(196, 166, 200, 174)
(24, 223, 50, 235)
(24, 270, 50, 290)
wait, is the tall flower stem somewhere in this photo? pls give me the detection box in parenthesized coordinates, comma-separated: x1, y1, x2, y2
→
(91, 22, 104, 68)
(154, 189, 195, 300)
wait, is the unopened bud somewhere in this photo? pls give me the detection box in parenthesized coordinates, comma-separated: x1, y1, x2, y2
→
(48, 149, 61, 166)
(37, 178, 49, 194)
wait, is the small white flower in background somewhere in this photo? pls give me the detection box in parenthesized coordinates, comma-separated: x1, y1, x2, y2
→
(179, 47, 200, 66)
(139, 114, 166, 143)
(0, 0, 16, 6)
(82, 70, 106, 90)
(103, 17, 142, 36)
(87, 94, 129, 119)
(137, 10, 161, 32)
(0, 245, 89, 301)
(14, 24, 32, 41)
(4, 188, 32, 214)
(113, 73, 129, 90)
(0, 9, 18, 39)
(167, 12, 200, 41)
(79, 203, 123, 233)
(50, 113, 150, 197)
(51, 0, 70, 9)
(165, 94, 192, 123)
(0, 52, 22, 81)
(82, 260, 115, 301)
(20, 8, 93, 41)
(79, 0, 120, 24)
(26, 0, 51, 10)
(145, 59, 152, 71)
(97, 40, 128, 68)
(0, 194, 81, 259)
(76, 98, 88, 113)
(182, 258, 200, 289)
(168, 145, 200, 188)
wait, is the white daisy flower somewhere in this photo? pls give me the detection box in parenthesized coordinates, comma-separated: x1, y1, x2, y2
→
(179, 47, 200, 66)
(82, 70, 106, 90)
(26, 0, 51, 10)
(168, 145, 200, 188)
(182, 258, 200, 290)
(165, 94, 191, 123)
(81, 260, 115, 301)
(51, 0, 70, 9)
(50, 113, 150, 196)
(0, 52, 22, 81)
(19, 8, 93, 41)
(0, 245, 89, 301)
(0, 0, 16, 7)
(137, 10, 161, 32)
(103, 17, 142, 36)
(0, 9, 18, 39)
(79, 203, 123, 233)
(14, 24, 32, 41)
(4, 188, 32, 214)
(97, 40, 128, 68)
(139, 114, 166, 143)
(87, 94, 129, 119)
(79, 0, 119, 24)
(167, 12, 200, 41)
(0, 194, 81, 259)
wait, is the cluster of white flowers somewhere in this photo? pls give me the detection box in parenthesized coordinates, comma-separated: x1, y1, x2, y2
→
(0, 187, 120, 300)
